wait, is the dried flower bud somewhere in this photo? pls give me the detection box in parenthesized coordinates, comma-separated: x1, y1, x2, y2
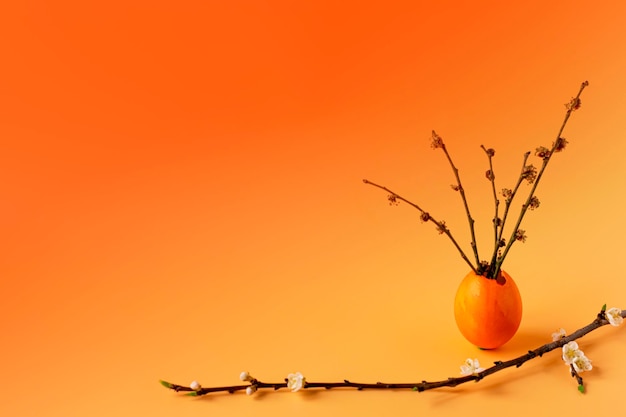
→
(535, 146, 551, 159)
(430, 130, 445, 149)
(450, 184, 462, 192)
(498, 238, 506, 247)
(388, 194, 399, 205)
(436, 221, 447, 234)
(485, 170, 495, 181)
(493, 217, 502, 227)
(521, 165, 537, 184)
(553, 137, 568, 152)
(514, 229, 527, 242)
(528, 196, 540, 210)
(501, 188, 513, 199)
(565, 96, 582, 111)
(420, 212, 430, 223)
(485, 148, 495, 157)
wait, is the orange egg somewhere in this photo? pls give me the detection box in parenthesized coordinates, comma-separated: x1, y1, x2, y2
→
(454, 270, 523, 349)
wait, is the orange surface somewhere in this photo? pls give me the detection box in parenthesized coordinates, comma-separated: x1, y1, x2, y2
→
(2, 1, 626, 416)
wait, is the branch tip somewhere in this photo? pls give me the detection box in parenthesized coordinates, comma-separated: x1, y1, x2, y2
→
(159, 380, 174, 389)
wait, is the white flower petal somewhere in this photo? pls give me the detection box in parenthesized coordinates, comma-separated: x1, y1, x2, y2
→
(287, 372, 305, 392)
(240, 371, 251, 381)
(562, 341, 580, 365)
(551, 328, 566, 341)
(460, 358, 483, 375)
(190, 380, 201, 391)
(572, 354, 593, 373)
(606, 307, 623, 327)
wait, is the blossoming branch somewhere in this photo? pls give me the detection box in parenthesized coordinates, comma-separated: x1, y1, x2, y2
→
(364, 81, 589, 279)
(160, 305, 624, 397)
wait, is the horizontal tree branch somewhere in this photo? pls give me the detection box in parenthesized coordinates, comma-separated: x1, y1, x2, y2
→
(161, 306, 624, 396)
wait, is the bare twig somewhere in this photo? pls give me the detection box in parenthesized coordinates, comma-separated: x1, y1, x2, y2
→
(436, 132, 481, 267)
(480, 145, 499, 270)
(493, 80, 589, 277)
(362, 179, 477, 273)
(486, 151, 531, 276)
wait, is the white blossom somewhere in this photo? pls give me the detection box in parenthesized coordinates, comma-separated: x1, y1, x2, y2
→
(551, 328, 566, 341)
(246, 385, 257, 396)
(572, 353, 593, 373)
(240, 371, 252, 381)
(561, 341, 580, 365)
(190, 380, 201, 391)
(286, 372, 305, 392)
(460, 358, 484, 376)
(606, 307, 623, 327)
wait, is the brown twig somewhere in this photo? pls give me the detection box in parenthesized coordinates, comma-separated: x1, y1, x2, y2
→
(436, 136, 481, 268)
(493, 80, 589, 278)
(480, 145, 499, 271)
(362, 179, 478, 274)
(161, 305, 623, 397)
(486, 151, 531, 276)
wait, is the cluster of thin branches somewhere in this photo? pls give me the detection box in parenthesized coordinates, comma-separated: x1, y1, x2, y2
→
(364, 81, 589, 279)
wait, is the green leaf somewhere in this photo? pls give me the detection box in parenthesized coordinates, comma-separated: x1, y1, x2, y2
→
(601, 304, 607, 312)
(412, 386, 418, 391)
(578, 384, 585, 393)
(159, 380, 174, 389)
(185, 391, 198, 396)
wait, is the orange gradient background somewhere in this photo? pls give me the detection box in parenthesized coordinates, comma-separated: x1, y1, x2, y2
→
(2, 1, 626, 416)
